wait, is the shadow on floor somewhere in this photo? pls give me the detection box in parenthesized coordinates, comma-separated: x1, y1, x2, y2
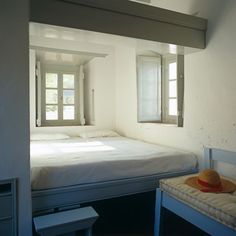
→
(81, 191, 209, 236)
(33, 191, 209, 236)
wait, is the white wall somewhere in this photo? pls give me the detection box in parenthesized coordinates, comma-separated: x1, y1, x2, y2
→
(115, 46, 139, 137)
(30, 49, 36, 129)
(84, 54, 116, 129)
(0, 1, 32, 235)
(84, 59, 95, 125)
(115, 0, 236, 172)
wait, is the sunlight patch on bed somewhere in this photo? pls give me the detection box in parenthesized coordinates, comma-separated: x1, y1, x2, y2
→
(31, 147, 55, 155)
(60, 145, 115, 153)
(53, 141, 105, 147)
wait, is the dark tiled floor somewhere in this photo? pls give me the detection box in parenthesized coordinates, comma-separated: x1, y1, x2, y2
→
(81, 192, 155, 236)
(81, 192, 209, 236)
(160, 208, 210, 236)
(34, 191, 209, 236)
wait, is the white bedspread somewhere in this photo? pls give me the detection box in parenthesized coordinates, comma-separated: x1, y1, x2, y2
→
(30, 137, 197, 190)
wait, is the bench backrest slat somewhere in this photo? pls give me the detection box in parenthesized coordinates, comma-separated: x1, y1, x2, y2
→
(204, 147, 236, 169)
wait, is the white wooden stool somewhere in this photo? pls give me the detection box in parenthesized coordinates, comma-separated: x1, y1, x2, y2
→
(33, 206, 99, 236)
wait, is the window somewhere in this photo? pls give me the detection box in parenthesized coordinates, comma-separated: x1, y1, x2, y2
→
(168, 62, 177, 116)
(38, 66, 83, 126)
(137, 54, 184, 126)
(162, 58, 178, 124)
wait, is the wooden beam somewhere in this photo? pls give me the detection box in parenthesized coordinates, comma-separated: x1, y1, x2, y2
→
(30, 0, 207, 49)
(62, 0, 207, 30)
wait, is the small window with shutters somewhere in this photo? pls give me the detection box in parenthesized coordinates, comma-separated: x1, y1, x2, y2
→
(137, 54, 184, 126)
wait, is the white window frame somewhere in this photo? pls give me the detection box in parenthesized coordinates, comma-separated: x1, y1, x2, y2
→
(162, 56, 178, 124)
(40, 64, 80, 126)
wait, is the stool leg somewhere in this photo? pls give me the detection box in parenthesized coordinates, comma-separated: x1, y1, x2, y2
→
(85, 228, 92, 236)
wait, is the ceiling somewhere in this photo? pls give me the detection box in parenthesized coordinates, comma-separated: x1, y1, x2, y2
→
(31, 22, 190, 57)
(36, 50, 94, 66)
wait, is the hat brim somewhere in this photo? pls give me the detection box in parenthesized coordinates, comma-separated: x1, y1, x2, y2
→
(185, 176, 236, 193)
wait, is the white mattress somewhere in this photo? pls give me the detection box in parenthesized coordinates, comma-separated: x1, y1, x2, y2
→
(30, 137, 197, 190)
(160, 175, 236, 231)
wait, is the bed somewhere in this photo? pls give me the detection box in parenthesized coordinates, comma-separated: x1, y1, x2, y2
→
(31, 135, 198, 214)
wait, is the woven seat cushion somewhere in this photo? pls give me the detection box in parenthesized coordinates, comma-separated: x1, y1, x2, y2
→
(160, 175, 236, 231)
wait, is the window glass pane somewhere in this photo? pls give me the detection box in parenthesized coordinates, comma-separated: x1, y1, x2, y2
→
(169, 80, 177, 98)
(63, 90, 74, 104)
(169, 62, 176, 80)
(63, 106, 75, 120)
(46, 105, 58, 120)
(169, 99, 177, 116)
(63, 74, 75, 88)
(46, 73, 58, 88)
(46, 89, 58, 104)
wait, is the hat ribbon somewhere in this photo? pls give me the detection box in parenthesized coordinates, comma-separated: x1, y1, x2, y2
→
(197, 178, 223, 192)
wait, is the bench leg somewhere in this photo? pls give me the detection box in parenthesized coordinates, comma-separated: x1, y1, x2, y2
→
(154, 188, 163, 236)
(84, 228, 92, 236)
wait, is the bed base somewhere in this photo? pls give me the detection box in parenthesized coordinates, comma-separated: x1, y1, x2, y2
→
(32, 169, 197, 215)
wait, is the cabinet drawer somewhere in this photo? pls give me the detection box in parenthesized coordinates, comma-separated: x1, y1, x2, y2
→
(0, 219, 13, 236)
(0, 196, 12, 218)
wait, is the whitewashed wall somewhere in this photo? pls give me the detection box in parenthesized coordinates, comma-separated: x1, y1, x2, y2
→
(115, 0, 236, 172)
(0, 1, 32, 235)
(83, 54, 116, 129)
(115, 46, 138, 137)
(30, 49, 36, 129)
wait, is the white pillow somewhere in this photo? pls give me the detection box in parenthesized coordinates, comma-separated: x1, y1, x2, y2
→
(79, 130, 120, 138)
(30, 133, 70, 141)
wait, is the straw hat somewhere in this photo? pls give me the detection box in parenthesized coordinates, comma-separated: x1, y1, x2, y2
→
(185, 169, 236, 193)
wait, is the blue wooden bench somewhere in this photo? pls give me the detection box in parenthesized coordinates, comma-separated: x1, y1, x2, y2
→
(154, 147, 236, 236)
(33, 206, 98, 236)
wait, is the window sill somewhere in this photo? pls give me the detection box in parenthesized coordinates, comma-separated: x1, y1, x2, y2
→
(139, 122, 181, 128)
(35, 125, 94, 128)
(160, 123, 178, 127)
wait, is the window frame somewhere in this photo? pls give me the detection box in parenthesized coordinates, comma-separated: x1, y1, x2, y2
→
(162, 56, 178, 124)
(137, 54, 184, 126)
(41, 64, 80, 126)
